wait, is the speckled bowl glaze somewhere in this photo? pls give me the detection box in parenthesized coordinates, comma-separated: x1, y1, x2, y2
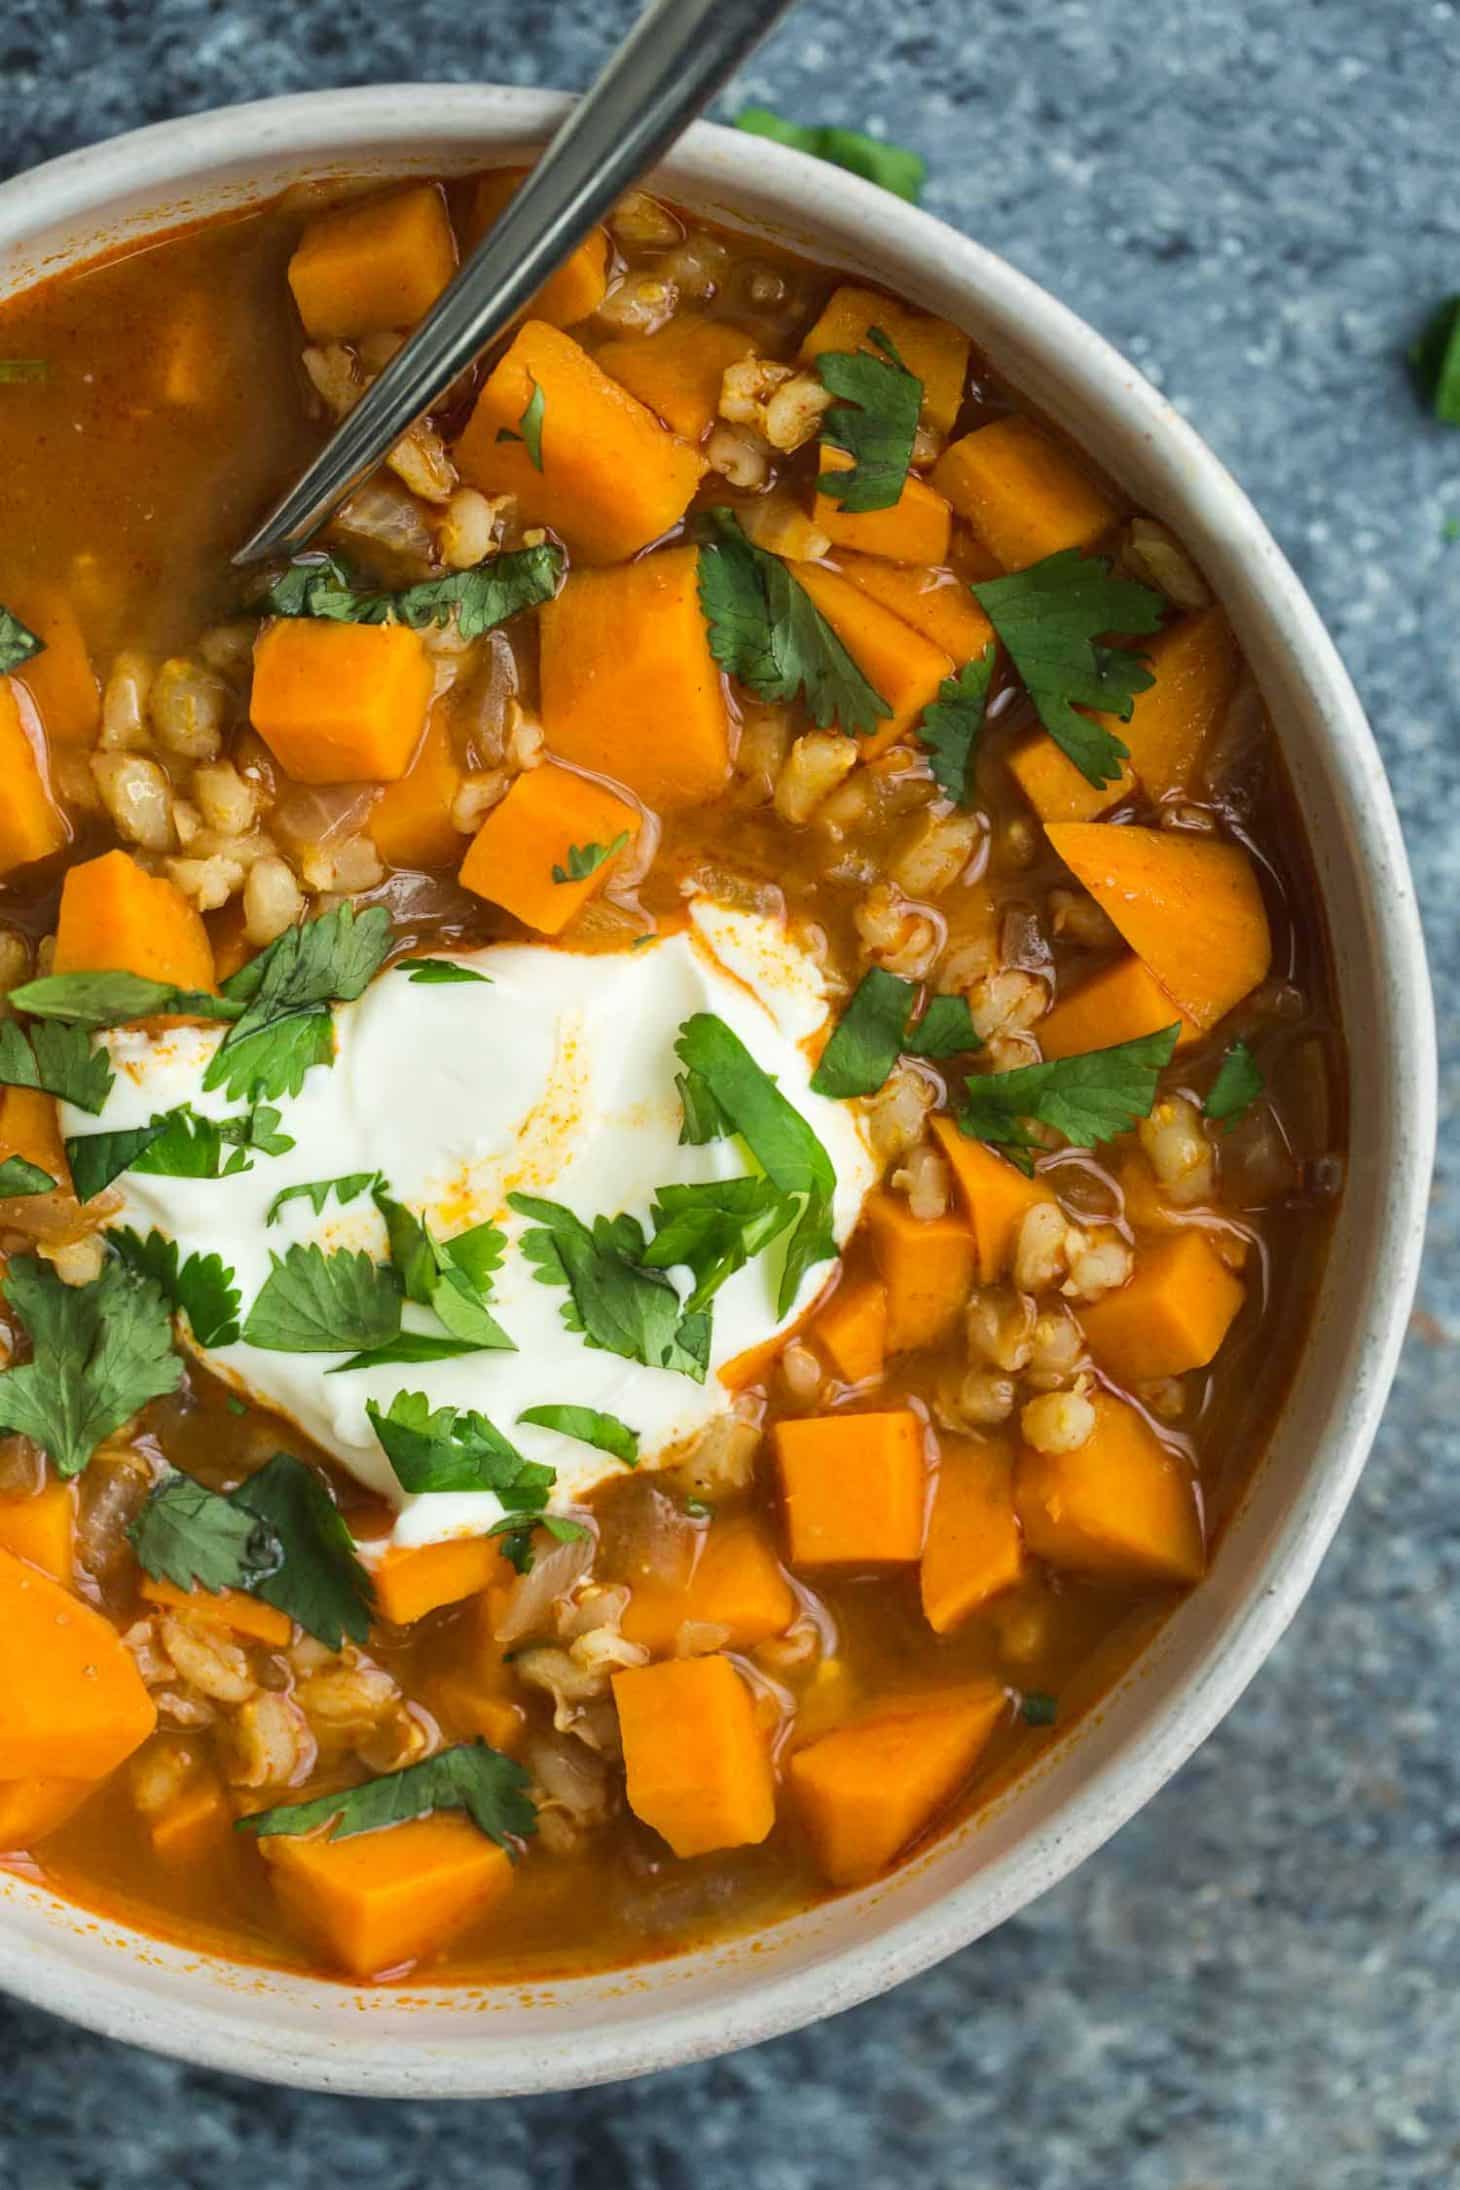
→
(0, 85, 1435, 2098)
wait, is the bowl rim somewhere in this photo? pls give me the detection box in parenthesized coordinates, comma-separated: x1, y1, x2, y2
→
(0, 82, 1436, 2097)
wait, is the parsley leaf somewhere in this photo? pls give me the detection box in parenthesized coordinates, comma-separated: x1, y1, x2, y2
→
(220, 901, 390, 1034)
(0, 1155, 54, 1196)
(676, 1066, 735, 1144)
(374, 1191, 513, 1352)
(266, 1171, 382, 1225)
(65, 1120, 168, 1202)
(510, 1192, 711, 1383)
(1411, 296, 1460, 425)
(0, 1255, 180, 1476)
(811, 971, 980, 1100)
(6, 970, 239, 1029)
(328, 1332, 492, 1373)
(241, 1242, 402, 1354)
(517, 1403, 639, 1466)
(973, 551, 1165, 789)
(674, 1012, 838, 1314)
(517, 377, 546, 470)
(919, 645, 996, 806)
(1204, 1039, 1264, 1129)
(552, 832, 629, 885)
(0, 1017, 113, 1113)
(400, 959, 492, 985)
(132, 1106, 248, 1179)
(202, 1012, 335, 1104)
(907, 992, 979, 1060)
(733, 109, 926, 203)
(237, 1740, 536, 1855)
(0, 604, 43, 675)
(367, 1390, 554, 1507)
(110, 1226, 243, 1349)
(260, 544, 562, 637)
(696, 507, 889, 736)
(816, 330, 921, 512)
(231, 1451, 373, 1648)
(130, 1472, 282, 1596)
(957, 1024, 1180, 1161)
(642, 1176, 797, 1313)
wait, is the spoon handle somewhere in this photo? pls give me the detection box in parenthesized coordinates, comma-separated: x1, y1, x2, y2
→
(234, 0, 794, 566)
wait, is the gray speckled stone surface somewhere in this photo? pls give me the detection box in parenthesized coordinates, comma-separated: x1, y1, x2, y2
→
(0, 3, 1455, 2182)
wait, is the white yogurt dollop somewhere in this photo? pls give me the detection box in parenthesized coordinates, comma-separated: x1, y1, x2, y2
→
(66, 902, 875, 1547)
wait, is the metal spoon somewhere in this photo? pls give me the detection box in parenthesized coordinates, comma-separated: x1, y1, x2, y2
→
(234, 0, 795, 567)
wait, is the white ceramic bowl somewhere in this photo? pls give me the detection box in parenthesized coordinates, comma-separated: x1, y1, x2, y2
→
(0, 86, 1434, 2097)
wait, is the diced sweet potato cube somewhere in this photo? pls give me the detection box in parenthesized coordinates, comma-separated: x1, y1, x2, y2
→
(429, 1671, 525, 1758)
(140, 1576, 292, 1647)
(454, 321, 707, 565)
(920, 1437, 1025, 1633)
(538, 547, 730, 808)
(0, 1088, 70, 1196)
(458, 762, 639, 935)
(0, 1547, 156, 1780)
(148, 1769, 231, 1861)
(834, 553, 995, 664)
(1039, 956, 1199, 1059)
(813, 448, 953, 564)
(287, 183, 458, 341)
(787, 1683, 1006, 1884)
(10, 585, 100, 747)
(465, 170, 609, 328)
(1045, 823, 1272, 1032)
(0, 1481, 74, 1584)
(1007, 730, 1136, 823)
(774, 1409, 927, 1567)
(597, 316, 758, 441)
(864, 1189, 976, 1351)
(929, 1119, 1055, 1284)
(372, 1537, 507, 1627)
(1095, 607, 1239, 802)
(612, 1654, 775, 1857)
(620, 1518, 795, 1656)
(0, 680, 66, 877)
(933, 416, 1120, 570)
(250, 619, 434, 785)
(264, 1815, 512, 1978)
(54, 849, 216, 992)
(1015, 1391, 1205, 1585)
(1079, 1229, 1245, 1380)
(0, 1777, 91, 1847)
(369, 708, 464, 869)
(800, 286, 971, 436)
(792, 564, 953, 759)
(811, 1276, 888, 1385)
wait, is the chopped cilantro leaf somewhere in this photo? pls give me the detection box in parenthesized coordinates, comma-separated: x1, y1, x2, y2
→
(130, 1472, 281, 1597)
(676, 1064, 735, 1144)
(374, 1190, 513, 1352)
(812, 972, 980, 1099)
(517, 1403, 639, 1467)
(642, 1176, 798, 1313)
(110, 1226, 243, 1349)
(907, 992, 979, 1061)
(6, 970, 238, 1029)
(1204, 1039, 1264, 1129)
(201, 1011, 335, 1104)
(518, 377, 546, 469)
(919, 644, 996, 807)
(733, 110, 925, 203)
(816, 331, 922, 512)
(510, 1191, 711, 1383)
(266, 1171, 382, 1225)
(132, 1106, 249, 1180)
(552, 832, 629, 885)
(696, 507, 889, 737)
(0, 1017, 114, 1113)
(238, 1740, 536, 1855)
(957, 1024, 1180, 1162)
(1021, 1691, 1058, 1727)
(259, 544, 562, 637)
(400, 959, 492, 985)
(65, 1120, 167, 1202)
(241, 1242, 401, 1355)
(231, 1451, 373, 1648)
(0, 1254, 180, 1476)
(367, 1390, 554, 1506)
(328, 1331, 495, 1373)
(0, 1155, 55, 1197)
(0, 603, 43, 675)
(973, 551, 1165, 789)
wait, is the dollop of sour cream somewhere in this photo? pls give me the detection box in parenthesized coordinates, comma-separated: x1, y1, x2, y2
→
(65, 902, 876, 1547)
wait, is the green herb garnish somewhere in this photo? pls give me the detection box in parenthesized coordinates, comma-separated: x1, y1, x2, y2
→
(0, 1017, 113, 1114)
(367, 1390, 555, 1515)
(236, 1451, 373, 1647)
(972, 551, 1165, 789)
(517, 1403, 639, 1467)
(260, 543, 561, 636)
(0, 1155, 55, 1197)
(918, 645, 996, 807)
(241, 1242, 401, 1355)
(237, 1740, 536, 1855)
(1021, 1691, 1058, 1727)
(642, 1176, 799, 1313)
(1411, 296, 1460, 425)
(552, 832, 629, 885)
(812, 969, 979, 1101)
(131, 1473, 279, 1596)
(1204, 1039, 1264, 1129)
(110, 1226, 242, 1349)
(399, 960, 492, 985)
(266, 1171, 383, 1225)
(374, 1191, 513, 1353)
(0, 1254, 180, 1476)
(0, 604, 43, 675)
(815, 328, 921, 513)
(957, 1024, 1180, 1166)
(510, 1192, 711, 1383)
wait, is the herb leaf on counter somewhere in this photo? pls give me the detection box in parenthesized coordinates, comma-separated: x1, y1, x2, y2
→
(0, 1254, 180, 1477)
(242, 1242, 401, 1355)
(972, 551, 1165, 789)
(238, 1740, 536, 1854)
(110, 1226, 243, 1350)
(1204, 1039, 1264, 1129)
(511, 1192, 711, 1383)
(0, 1017, 114, 1113)
(918, 645, 996, 807)
(517, 1403, 640, 1467)
(733, 109, 926, 203)
(697, 507, 889, 737)
(1411, 295, 1460, 425)
(816, 329, 921, 513)
(957, 1023, 1181, 1165)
